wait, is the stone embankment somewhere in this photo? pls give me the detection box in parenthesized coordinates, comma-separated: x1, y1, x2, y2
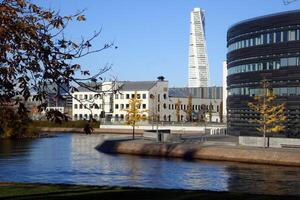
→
(96, 139, 300, 167)
(39, 127, 144, 135)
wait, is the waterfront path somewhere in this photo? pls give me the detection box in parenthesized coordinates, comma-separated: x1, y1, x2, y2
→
(96, 138, 300, 167)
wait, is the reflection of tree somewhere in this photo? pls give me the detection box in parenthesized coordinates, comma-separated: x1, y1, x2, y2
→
(226, 162, 300, 195)
(0, 139, 33, 159)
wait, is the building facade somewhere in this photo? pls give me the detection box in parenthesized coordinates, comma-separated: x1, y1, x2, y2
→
(227, 10, 300, 137)
(72, 79, 223, 123)
(188, 8, 209, 88)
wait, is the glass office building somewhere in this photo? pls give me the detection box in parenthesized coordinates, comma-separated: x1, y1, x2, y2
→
(227, 10, 300, 137)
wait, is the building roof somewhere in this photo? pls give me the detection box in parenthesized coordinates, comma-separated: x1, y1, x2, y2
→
(118, 81, 157, 91)
(76, 81, 158, 92)
(169, 87, 222, 99)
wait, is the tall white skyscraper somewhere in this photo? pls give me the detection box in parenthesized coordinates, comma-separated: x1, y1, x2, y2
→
(188, 8, 209, 87)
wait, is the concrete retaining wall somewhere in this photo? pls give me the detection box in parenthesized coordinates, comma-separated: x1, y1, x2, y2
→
(239, 136, 300, 148)
(96, 140, 300, 166)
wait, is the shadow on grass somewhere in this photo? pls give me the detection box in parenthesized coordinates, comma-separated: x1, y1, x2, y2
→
(1, 184, 299, 200)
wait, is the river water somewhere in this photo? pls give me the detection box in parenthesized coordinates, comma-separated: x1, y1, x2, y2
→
(0, 133, 299, 196)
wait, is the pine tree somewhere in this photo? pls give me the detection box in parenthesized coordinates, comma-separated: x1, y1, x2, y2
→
(123, 91, 148, 139)
(248, 79, 286, 147)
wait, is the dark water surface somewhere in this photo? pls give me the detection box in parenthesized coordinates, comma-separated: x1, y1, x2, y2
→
(0, 133, 299, 196)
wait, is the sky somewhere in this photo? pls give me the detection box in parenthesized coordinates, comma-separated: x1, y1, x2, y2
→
(38, 0, 300, 87)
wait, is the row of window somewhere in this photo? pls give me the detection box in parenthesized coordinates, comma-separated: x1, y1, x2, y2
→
(228, 87, 300, 96)
(73, 93, 149, 101)
(74, 94, 103, 101)
(74, 104, 102, 109)
(228, 56, 300, 75)
(115, 93, 147, 100)
(115, 103, 147, 110)
(228, 29, 300, 52)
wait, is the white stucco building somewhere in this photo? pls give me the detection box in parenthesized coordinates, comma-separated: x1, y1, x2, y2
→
(71, 78, 222, 123)
(188, 8, 209, 88)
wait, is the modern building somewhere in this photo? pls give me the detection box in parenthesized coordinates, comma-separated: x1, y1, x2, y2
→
(188, 8, 209, 88)
(72, 78, 223, 123)
(222, 61, 228, 122)
(227, 10, 300, 137)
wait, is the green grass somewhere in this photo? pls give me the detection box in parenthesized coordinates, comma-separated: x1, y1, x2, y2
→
(0, 182, 298, 200)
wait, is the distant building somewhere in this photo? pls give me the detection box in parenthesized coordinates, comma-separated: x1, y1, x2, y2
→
(227, 10, 300, 137)
(188, 8, 209, 88)
(71, 78, 223, 123)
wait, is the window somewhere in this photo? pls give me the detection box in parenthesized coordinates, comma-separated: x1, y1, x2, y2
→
(142, 94, 146, 99)
(131, 94, 135, 98)
(115, 94, 119, 99)
(79, 94, 83, 99)
(126, 104, 129, 108)
(121, 104, 124, 109)
(163, 103, 166, 109)
(289, 30, 296, 41)
(280, 58, 288, 67)
(137, 94, 141, 99)
(158, 94, 160, 102)
(74, 94, 78, 99)
(89, 104, 93, 109)
(89, 94, 93, 100)
(276, 32, 281, 43)
(84, 95, 88, 99)
(115, 104, 119, 109)
(157, 104, 160, 112)
(163, 93, 167, 99)
(120, 94, 124, 99)
(79, 114, 82, 119)
(126, 94, 130, 99)
(74, 114, 78, 120)
(142, 104, 146, 109)
(289, 57, 297, 66)
(74, 104, 78, 109)
(79, 104, 83, 109)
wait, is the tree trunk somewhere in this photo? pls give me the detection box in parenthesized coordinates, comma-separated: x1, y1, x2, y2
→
(132, 125, 135, 140)
(263, 125, 266, 148)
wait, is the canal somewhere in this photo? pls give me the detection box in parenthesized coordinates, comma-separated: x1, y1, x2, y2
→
(0, 133, 299, 196)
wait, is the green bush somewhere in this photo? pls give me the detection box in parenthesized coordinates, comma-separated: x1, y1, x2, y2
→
(31, 120, 100, 129)
(0, 107, 38, 139)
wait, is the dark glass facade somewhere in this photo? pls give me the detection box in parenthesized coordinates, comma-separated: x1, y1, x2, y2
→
(227, 10, 300, 137)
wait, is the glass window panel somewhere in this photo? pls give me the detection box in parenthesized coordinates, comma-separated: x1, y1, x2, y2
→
(289, 57, 297, 66)
(276, 32, 281, 43)
(280, 58, 288, 67)
(283, 31, 288, 42)
(263, 34, 267, 44)
(297, 87, 300, 95)
(288, 87, 296, 96)
(289, 30, 296, 41)
(281, 88, 288, 96)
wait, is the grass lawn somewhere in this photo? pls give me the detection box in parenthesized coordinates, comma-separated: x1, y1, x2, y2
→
(0, 182, 298, 200)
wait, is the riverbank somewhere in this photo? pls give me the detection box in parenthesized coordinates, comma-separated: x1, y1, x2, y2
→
(97, 139, 300, 166)
(0, 182, 298, 200)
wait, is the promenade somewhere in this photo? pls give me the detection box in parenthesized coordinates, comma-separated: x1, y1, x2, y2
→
(96, 138, 300, 167)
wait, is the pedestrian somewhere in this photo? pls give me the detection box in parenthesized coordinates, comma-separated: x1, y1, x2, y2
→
(83, 121, 93, 135)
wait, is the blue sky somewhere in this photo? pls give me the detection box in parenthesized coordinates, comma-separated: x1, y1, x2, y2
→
(39, 0, 300, 87)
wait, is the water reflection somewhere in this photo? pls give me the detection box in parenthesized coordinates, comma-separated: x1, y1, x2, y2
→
(0, 133, 299, 196)
(226, 162, 300, 195)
